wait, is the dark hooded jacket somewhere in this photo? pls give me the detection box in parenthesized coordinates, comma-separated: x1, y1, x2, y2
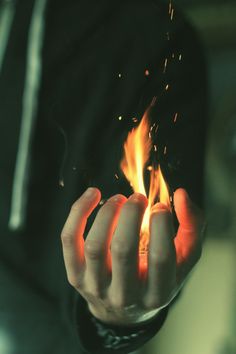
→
(0, 0, 207, 353)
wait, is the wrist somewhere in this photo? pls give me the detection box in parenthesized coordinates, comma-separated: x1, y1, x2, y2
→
(88, 302, 162, 327)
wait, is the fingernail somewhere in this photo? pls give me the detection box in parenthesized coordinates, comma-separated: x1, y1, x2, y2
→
(128, 193, 146, 202)
(108, 194, 125, 203)
(152, 203, 168, 213)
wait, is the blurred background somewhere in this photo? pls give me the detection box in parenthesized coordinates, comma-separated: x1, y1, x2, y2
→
(139, 1, 236, 353)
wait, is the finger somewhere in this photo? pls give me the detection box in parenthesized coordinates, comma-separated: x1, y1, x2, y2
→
(61, 187, 101, 288)
(174, 188, 205, 284)
(144, 203, 176, 309)
(84, 194, 127, 292)
(110, 193, 148, 305)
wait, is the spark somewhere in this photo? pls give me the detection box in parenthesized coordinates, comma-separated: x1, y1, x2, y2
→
(164, 146, 167, 155)
(149, 131, 151, 139)
(132, 117, 138, 123)
(169, 1, 172, 15)
(118, 115, 122, 121)
(145, 69, 150, 76)
(118, 73, 122, 78)
(147, 165, 153, 171)
(150, 123, 155, 131)
(165, 84, 169, 91)
(163, 58, 168, 73)
(171, 8, 174, 20)
(166, 32, 170, 41)
(99, 199, 107, 206)
(151, 96, 157, 107)
(179, 54, 182, 61)
(59, 179, 64, 187)
(154, 144, 157, 152)
(155, 124, 159, 133)
(115, 173, 119, 179)
(173, 112, 178, 123)
(172, 53, 175, 59)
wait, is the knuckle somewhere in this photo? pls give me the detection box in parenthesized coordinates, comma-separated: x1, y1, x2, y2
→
(144, 294, 169, 310)
(144, 298, 161, 310)
(82, 288, 103, 303)
(110, 297, 126, 310)
(71, 200, 82, 212)
(61, 231, 74, 247)
(67, 275, 80, 289)
(84, 240, 104, 260)
(149, 252, 172, 267)
(90, 287, 103, 299)
(111, 241, 132, 260)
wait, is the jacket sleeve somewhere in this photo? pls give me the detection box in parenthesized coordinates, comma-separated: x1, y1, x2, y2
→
(75, 294, 169, 354)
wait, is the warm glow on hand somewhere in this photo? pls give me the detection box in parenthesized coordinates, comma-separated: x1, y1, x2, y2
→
(61, 187, 205, 326)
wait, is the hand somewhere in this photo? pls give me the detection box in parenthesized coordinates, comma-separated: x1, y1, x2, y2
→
(61, 187, 205, 326)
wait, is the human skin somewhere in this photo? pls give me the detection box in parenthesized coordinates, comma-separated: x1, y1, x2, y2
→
(61, 187, 205, 326)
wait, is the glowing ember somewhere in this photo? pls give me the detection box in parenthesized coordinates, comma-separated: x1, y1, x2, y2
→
(150, 96, 157, 107)
(145, 69, 150, 76)
(120, 109, 170, 266)
(59, 179, 65, 187)
(173, 112, 178, 123)
(163, 58, 168, 73)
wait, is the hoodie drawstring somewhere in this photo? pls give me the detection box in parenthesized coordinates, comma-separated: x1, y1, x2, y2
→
(0, 0, 15, 72)
(8, 0, 47, 230)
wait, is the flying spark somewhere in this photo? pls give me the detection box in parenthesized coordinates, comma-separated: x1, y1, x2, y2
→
(59, 179, 64, 187)
(99, 199, 107, 205)
(163, 58, 168, 73)
(151, 96, 157, 107)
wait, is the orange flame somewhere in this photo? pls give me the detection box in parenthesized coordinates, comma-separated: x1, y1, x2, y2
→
(120, 109, 170, 258)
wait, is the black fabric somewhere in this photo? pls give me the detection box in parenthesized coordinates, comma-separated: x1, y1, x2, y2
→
(0, 1, 207, 353)
(76, 295, 169, 354)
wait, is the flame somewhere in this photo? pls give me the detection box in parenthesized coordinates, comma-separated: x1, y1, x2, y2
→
(120, 109, 170, 262)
